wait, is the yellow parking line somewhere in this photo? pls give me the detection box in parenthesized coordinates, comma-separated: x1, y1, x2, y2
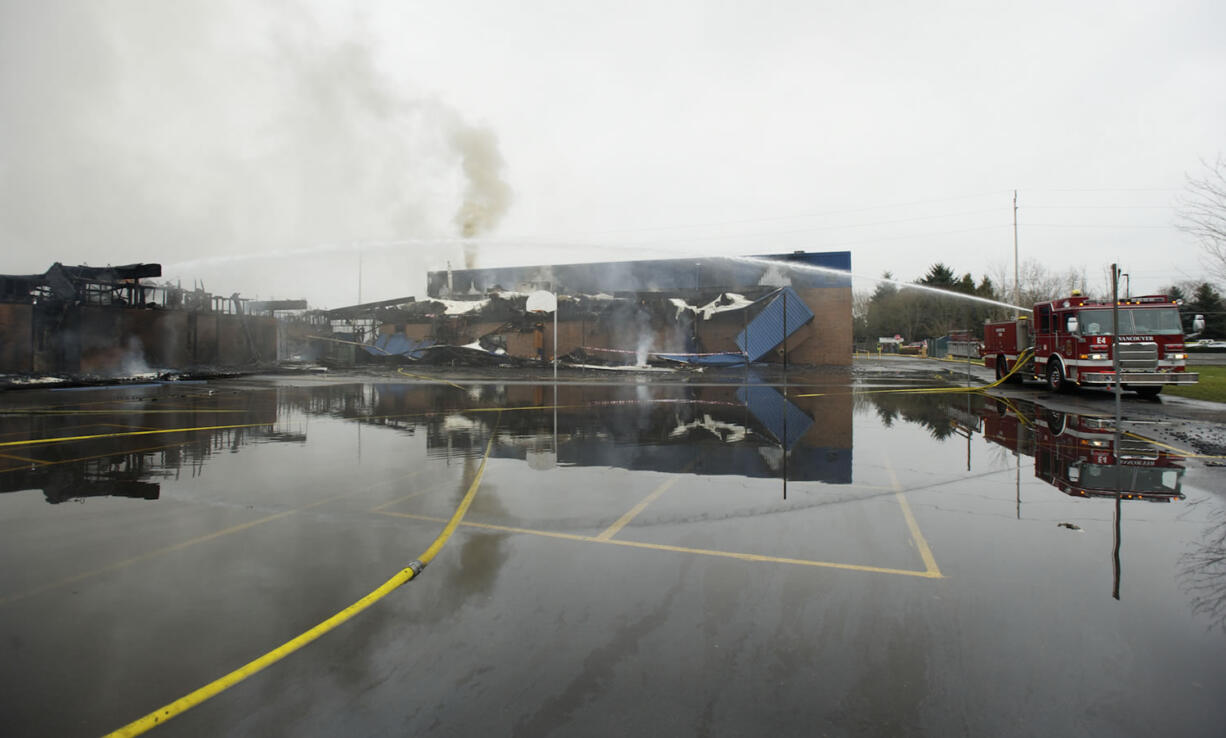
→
(96, 423, 165, 431)
(0, 441, 196, 471)
(3, 408, 250, 415)
(597, 477, 681, 540)
(0, 422, 124, 440)
(367, 469, 447, 512)
(884, 458, 943, 578)
(0, 493, 349, 608)
(379, 511, 940, 579)
(0, 452, 46, 466)
(0, 421, 274, 449)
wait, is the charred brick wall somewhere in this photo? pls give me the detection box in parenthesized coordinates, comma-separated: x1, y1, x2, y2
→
(1, 304, 277, 375)
(190, 314, 220, 365)
(682, 287, 852, 366)
(0, 303, 33, 373)
(372, 284, 851, 367)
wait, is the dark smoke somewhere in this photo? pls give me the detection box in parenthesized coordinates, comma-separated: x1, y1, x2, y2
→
(451, 119, 513, 269)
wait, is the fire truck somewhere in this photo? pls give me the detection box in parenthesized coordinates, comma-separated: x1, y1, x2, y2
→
(982, 292, 1198, 396)
(978, 400, 1184, 502)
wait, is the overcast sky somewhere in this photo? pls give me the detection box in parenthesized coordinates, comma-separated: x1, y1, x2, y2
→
(2, 0, 1224, 308)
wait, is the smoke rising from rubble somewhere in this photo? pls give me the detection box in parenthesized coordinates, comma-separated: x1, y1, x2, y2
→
(451, 119, 513, 269)
(0, 1, 511, 308)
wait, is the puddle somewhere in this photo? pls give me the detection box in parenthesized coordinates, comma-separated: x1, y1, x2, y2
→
(1, 375, 1223, 737)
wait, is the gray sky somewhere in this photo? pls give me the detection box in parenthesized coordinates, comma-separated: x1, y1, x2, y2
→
(2, 0, 1223, 308)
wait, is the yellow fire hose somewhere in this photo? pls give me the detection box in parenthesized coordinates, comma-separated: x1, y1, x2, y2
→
(104, 413, 501, 737)
(794, 350, 1034, 398)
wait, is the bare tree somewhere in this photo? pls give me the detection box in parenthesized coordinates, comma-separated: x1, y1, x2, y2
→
(1177, 156, 1226, 285)
(1179, 501, 1226, 634)
(988, 259, 1090, 308)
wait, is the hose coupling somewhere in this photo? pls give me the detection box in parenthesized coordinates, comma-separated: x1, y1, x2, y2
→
(406, 560, 427, 578)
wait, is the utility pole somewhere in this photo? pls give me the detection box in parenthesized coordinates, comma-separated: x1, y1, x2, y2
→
(1013, 190, 1020, 318)
(1112, 261, 1124, 601)
(1112, 263, 1123, 434)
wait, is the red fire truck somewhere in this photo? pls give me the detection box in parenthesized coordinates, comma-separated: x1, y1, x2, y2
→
(982, 293, 1197, 396)
(978, 401, 1185, 502)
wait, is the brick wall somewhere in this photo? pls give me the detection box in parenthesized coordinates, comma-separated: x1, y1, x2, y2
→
(0, 304, 33, 373)
(1, 304, 278, 375)
(370, 285, 852, 367)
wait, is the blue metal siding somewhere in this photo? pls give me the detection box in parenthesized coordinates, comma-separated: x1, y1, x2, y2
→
(734, 287, 814, 362)
(736, 385, 814, 450)
(428, 251, 852, 297)
(365, 334, 434, 359)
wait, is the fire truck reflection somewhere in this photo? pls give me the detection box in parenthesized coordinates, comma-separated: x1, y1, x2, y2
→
(980, 398, 1185, 502)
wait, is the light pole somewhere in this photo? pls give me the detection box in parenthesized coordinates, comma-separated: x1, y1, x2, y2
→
(1013, 190, 1019, 317)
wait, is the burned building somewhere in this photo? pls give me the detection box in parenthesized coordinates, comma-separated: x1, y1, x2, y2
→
(362, 251, 852, 367)
(0, 262, 290, 377)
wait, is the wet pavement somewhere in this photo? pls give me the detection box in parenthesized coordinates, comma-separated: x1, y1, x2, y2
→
(1, 367, 1224, 737)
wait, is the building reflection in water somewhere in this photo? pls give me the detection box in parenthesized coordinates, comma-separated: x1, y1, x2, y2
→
(0, 379, 856, 505)
(860, 390, 1185, 503)
(0, 424, 308, 505)
(862, 390, 1188, 601)
(416, 382, 852, 484)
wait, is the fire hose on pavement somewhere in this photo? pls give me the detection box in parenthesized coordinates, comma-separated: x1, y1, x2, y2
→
(104, 413, 502, 737)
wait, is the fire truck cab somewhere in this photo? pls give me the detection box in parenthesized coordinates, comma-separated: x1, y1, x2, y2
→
(983, 293, 1197, 396)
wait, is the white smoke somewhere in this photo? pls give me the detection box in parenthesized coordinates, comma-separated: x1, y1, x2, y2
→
(0, 1, 512, 308)
(635, 334, 652, 367)
(757, 263, 794, 288)
(118, 337, 153, 377)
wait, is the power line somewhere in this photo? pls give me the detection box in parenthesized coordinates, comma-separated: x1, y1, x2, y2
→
(650, 224, 1010, 250)
(500, 191, 1012, 240)
(1025, 205, 1173, 210)
(1020, 224, 1173, 229)
(1024, 188, 1181, 193)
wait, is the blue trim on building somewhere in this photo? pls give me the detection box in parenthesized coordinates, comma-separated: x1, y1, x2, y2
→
(428, 251, 851, 297)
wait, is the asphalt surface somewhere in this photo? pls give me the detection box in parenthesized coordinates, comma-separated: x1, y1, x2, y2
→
(1, 364, 1224, 737)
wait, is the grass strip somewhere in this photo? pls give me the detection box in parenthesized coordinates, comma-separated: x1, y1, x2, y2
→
(1164, 365, 1226, 403)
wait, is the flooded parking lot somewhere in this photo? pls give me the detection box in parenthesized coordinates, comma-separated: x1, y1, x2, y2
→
(2, 369, 1225, 737)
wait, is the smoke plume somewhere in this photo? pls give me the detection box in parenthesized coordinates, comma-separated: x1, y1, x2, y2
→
(0, 1, 512, 307)
(451, 120, 513, 269)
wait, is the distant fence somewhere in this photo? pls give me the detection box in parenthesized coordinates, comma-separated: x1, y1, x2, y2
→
(926, 337, 981, 359)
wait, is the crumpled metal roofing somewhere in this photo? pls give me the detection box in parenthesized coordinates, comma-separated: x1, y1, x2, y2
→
(364, 334, 435, 358)
(735, 287, 814, 362)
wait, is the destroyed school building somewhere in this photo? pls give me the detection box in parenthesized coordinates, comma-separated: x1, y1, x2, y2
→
(0, 252, 852, 377)
(345, 251, 852, 367)
(0, 263, 312, 376)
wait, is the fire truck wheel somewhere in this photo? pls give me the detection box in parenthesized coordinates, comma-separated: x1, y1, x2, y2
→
(1044, 409, 1067, 435)
(1046, 360, 1068, 393)
(1132, 385, 1162, 398)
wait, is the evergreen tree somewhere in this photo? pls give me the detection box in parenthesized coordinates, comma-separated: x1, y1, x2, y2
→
(1189, 283, 1225, 338)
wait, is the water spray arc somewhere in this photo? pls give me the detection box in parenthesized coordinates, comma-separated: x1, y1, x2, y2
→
(719, 255, 1032, 314)
(167, 242, 1030, 317)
